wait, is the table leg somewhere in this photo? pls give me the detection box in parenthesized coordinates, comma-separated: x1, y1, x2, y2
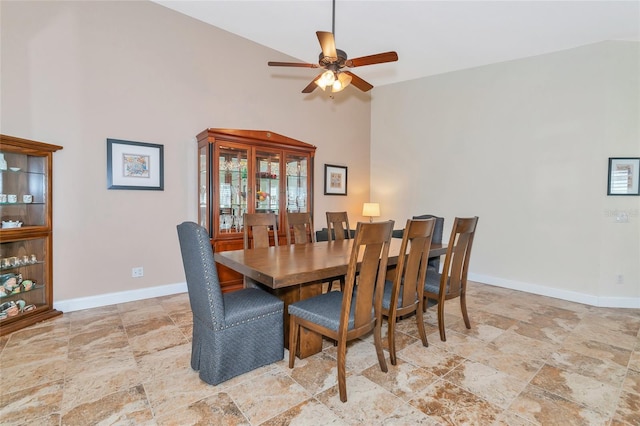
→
(263, 280, 323, 358)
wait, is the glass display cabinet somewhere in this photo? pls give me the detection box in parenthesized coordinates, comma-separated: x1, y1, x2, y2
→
(0, 134, 62, 335)
(197, 129, 316, 292)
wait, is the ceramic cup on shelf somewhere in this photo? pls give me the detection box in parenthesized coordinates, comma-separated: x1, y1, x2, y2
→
(23, 194, 33, 203)
(7, 194, 17, 203)
(21, 280, 34, 291)
(0, 194, 7, 203)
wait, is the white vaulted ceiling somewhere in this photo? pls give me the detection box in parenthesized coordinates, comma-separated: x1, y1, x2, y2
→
(154, 1, 640, 88)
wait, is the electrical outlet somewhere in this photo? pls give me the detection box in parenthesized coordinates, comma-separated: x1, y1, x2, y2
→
(132, 267, 144, 278)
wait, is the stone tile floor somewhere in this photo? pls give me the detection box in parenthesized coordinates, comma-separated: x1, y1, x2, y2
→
(1, 282, 638, 425)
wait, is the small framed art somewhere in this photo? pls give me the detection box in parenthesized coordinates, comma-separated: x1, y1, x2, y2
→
(324, 164, 348, 195)
(107, 139, 164, 190)
(607, 157, 640, 196)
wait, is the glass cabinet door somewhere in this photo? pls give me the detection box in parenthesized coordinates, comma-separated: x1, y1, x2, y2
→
(0, 152, 47, 228)
(198, 144, 209, 230)
(255, 150, 280, 216)
(0, 236, 48, 316)
(285, 153, 309, 213)
(218, 145, 248, 234)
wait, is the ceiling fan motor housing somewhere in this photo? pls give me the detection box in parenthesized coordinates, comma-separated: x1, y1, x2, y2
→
(319, 49, 348, 69)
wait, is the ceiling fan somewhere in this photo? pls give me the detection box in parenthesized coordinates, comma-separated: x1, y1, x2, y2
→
(267, 0, 398, 94)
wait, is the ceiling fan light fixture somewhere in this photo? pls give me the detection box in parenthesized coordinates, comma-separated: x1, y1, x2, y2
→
(315, 70, 336, 90)
(331, 72, 352, 92)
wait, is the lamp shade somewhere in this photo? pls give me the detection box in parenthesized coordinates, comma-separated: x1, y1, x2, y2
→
(362, 203, 380, 220)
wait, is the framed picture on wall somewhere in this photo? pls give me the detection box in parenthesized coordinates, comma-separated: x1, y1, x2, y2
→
(324, 164, 347, 195)
(107, 139, 164, 190)
(607, 157, 640, 195)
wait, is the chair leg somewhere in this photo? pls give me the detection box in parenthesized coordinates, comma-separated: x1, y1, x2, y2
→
(387, 312, 397, 365)
(460, 292, 471, 329)
(437, 299, 446, 341)
(373, 319, 388, 373)
(337, 339, 348, 402)
(289, 318, 298, 368)
(415, 301, 428, 347)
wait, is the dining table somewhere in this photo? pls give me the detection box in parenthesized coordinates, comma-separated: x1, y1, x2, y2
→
(214, 238, 447, 358)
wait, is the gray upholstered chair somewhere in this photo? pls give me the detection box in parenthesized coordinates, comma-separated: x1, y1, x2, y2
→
(382, 218, 435, 364)
(176, 221, 284, 385)
(288, 220, 395, 402)
(412, 214, 444, 273)
(424, 216, 479, 341)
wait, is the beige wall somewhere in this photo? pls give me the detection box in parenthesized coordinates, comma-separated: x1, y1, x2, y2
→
(3, 1, 637, 310)
(371, 41, 640, 307)
(1, 1, 372, 309)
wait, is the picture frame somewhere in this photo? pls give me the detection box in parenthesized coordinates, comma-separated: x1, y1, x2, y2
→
(324, 164, 348, 195)
(107, 139, 164, 190)
(607, 157, 640, 195)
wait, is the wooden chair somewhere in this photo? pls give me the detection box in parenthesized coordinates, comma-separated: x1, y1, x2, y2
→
(243, 212, 279, 249)
(285, 212, 315, 245)
(288, 220, 395, 402)
(412, 214, 445, 273)
(176, 222, 284, 384)
(325, 211, 352, 292)
(326, 211, 351, 241)
(382, 218, 435, 364)
(424, 216, 479, 341)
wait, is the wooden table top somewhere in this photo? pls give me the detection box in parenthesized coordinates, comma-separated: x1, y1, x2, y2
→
(214, 239, 447, 289)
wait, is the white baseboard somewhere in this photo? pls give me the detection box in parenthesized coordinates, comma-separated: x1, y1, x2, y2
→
(469, 273, 640, 309)
(54, 282, 187, 313)
(53, 275, 640, 313)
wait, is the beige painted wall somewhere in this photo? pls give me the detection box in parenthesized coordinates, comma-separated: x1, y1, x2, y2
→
(1, 1, 372, 307)
(371, 41, 640, 307)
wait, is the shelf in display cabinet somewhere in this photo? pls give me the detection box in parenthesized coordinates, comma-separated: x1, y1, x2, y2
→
(0, 169, 45, 176)
(0, 261, 44, 273)
(0, 284, 45, 300)
(0, 226, 49, 235)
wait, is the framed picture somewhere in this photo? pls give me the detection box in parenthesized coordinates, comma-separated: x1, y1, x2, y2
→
(607, 157, 640, 195)
(107, 139, 164, 190)
(324, 164, 348, 195)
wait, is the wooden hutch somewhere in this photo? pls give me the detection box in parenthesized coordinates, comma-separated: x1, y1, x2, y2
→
(197, 129, 316, 292)
(0, 134, 62, 335)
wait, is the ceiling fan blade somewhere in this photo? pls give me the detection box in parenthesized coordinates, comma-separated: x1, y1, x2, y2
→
(268, 61, 319, 68)
(343, 71, 373, 92)
(345, 51, 398, 68)
(302, 74, 323, 93)
(316, 31, 337, 60)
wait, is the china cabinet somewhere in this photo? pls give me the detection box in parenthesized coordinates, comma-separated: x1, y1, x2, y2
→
(0, 134, 62, 335)
(197, 128, 316, 292)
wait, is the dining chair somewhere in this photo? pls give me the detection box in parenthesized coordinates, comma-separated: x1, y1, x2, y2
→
(288, 220, 395, 402)
(326, 211, 351, 241)
(325, 211, 352, 292)
(382, 218, 435, 365)
(412, 214, 444, 273)
(243, 212, 279, 249)
(285, 212, 315, 245)
(423, 216, 479, 341)
(176, 221, 284, 385)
